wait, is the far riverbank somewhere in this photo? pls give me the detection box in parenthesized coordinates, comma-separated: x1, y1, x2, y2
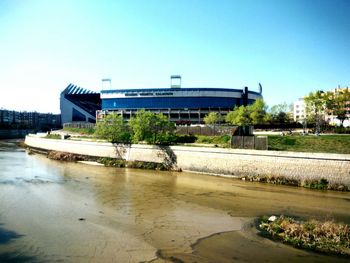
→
(25, 135, 350, 190)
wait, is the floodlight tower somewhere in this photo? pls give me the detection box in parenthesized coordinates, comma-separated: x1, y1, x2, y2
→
(170, 75, 181, 88)
(102, 78, 112, 90)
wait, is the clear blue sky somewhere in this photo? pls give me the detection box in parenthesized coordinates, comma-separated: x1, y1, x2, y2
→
(1, 0, 349, 113)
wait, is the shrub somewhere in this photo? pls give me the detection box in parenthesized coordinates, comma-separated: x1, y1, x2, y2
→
(126, 161, 168, 170)
(175, 134, 197, 143)
(94, 113, 131, 144)
(98, 157, 126, 167)
(129, 110, 176, 145)
(302, 178, 328, 190)
(259, 215, 350, 256)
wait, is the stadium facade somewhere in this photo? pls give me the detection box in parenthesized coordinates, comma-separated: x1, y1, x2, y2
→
(60, 84, 101, 124)
(60, 77, 263, 124)
(98, 88, 262, 124)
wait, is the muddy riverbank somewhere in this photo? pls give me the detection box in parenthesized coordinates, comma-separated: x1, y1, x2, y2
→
(1, 140, 350, 262)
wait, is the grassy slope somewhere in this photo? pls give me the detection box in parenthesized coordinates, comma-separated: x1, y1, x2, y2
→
(54, 127, 350, 154)
(268, 135, 350, 154)
(62, 127, 95, 135)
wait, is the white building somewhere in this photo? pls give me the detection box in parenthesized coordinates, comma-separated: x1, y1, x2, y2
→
(293, 98, 307, 123)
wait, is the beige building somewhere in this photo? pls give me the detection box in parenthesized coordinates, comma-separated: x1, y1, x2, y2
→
(293, 87, 350, 127)
(326, 87, 350, 127)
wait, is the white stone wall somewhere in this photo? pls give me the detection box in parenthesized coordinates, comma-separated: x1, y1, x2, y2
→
(25, 135, 350, 187)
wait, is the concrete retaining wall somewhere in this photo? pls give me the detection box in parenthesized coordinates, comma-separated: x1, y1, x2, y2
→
(25, 135, 350, 187)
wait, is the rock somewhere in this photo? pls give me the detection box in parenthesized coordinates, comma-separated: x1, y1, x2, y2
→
(337, 185, 345, 191)
(268, 215, 277, 222)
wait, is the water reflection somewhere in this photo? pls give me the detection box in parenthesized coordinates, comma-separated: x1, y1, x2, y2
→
(0, 224, 41, 263)
(0, 225, 23, 244)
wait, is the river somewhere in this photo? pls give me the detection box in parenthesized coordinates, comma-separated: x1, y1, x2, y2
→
(0, 140, 349, 262)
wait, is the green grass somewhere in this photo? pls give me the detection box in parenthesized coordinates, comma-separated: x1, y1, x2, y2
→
(195, 135, 231, 145)
(177, 134, 350, 153)
(241, 175, 348, 191)
(268, 135, 350, 154)
(45, 134, 61, 139)
(175, 134, 231, 147)
(54, 128, 350, 154)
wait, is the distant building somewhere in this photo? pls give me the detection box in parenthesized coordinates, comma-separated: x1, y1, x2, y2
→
(293, 98, 307, 123)
(0, 109, 61, 130)
(293, 87, 350, 127)
(325, 87, 350, 127)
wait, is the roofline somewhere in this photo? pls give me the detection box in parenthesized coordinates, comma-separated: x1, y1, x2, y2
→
(101, 88, 247, 93)
(247, 90, 262, 96)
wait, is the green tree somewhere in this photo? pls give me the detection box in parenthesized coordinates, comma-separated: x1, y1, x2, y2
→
(94, 113, 131, 143)
(225, 105, 251, 126)
(129, 109, 175, 144)
(225, 99, 269, 126)
(325, 89, 350, 127)
(269, 102, 292, 124)
(248, 99, 269, 125)
(304, 90, 326, 134)
(204, 112, 222, 130)
(129, 110, 153, 143)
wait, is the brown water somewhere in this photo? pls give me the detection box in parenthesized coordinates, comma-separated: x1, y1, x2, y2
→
(0, 140, 349, 262)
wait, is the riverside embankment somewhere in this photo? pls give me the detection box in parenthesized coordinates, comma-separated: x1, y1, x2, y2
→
(25, 135, 350, 188)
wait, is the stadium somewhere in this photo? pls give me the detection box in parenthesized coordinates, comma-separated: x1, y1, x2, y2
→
(60, 76, 263, 124)
(60, 84, 101, 124)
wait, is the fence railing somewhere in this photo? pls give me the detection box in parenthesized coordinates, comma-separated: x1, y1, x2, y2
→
(63, 122, 95, 129)
(176, 125, 235, 136)
(231, 136, 268, 150)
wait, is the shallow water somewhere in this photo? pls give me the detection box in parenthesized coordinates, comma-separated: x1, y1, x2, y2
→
(0, 140, 349, 262)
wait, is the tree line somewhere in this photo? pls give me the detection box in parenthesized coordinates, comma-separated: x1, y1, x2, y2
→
(95, 99, 295, 145)
(95, 109, 176, 144)
(304, 89, 350, 133)
(95, 90, 350, 145)
(204, 89, 350, 130)
(204, 99, 293, 127)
